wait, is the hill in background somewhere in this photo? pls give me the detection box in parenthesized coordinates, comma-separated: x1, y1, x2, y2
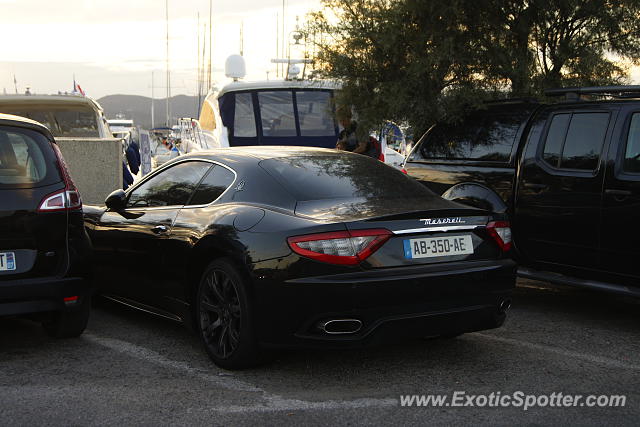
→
(98, 94, 201, 129)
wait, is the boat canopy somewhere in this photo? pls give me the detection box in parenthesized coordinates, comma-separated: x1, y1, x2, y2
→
(218, 84, 339, 148)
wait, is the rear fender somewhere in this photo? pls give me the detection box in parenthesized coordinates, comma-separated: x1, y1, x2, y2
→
(442, 183, 508, 215)
(185, 235, 253, 329)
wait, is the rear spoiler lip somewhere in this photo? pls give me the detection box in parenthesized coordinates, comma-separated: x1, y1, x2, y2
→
(390, 224, 483, 235)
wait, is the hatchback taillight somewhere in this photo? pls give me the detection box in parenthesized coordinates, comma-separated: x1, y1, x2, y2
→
(38, 189, 82, 212)
(486, 221, 512, 252)
(38, 142, 82, 212)
(287, 229, 392, 265)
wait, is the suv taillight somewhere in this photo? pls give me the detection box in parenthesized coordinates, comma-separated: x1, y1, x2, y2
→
(38, 143, 82, 212)
(288, 229, 392, 265)
(486, 221, 512, 252)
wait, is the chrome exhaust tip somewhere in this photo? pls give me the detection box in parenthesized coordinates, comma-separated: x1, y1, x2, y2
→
(499, 299, 512, 313)
(317, 319, 363, 335)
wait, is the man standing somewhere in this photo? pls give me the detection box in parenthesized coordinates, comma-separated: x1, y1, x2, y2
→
(335, 106, 380, 159)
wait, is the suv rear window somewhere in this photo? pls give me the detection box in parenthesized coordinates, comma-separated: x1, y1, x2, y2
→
(0, 126, 60, 188)
(259, 154, 437, 201)
(411, 105, 534, 162)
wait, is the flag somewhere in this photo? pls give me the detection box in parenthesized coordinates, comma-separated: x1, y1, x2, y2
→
(73, 76, 85, 96)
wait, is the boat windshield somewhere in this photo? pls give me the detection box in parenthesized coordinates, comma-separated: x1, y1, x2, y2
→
(228, 89, 337, 139)
(0, 104, 99, 137)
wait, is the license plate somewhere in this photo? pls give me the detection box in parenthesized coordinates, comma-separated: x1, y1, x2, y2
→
(0, 252, 16, 271)
(403, 235, 474, 259)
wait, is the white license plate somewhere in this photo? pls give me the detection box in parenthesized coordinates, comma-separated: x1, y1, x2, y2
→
(0, 252, 16, 271)
(403, 235, 474, 259)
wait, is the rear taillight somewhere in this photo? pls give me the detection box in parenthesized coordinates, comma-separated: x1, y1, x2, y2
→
(401, 168, 408, 174)
(38, 143, 82, 212)
(486, 221, 512, 252)
(288, 229, 392, 265)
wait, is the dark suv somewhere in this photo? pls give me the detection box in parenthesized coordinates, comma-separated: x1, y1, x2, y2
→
(0, 113, 91, 337)
(405, 86, 640, 296)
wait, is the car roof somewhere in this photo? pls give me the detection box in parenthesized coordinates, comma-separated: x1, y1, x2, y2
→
(176, 146, 346, 163)
(0, 113, 54, 140)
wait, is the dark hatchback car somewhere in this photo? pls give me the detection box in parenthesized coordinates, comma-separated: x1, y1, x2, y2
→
(0, 113, 91, 337)
(84, 147, 515, 369)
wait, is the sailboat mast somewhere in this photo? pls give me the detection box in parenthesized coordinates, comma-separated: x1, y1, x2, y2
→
(240, 21, 244, 57)
(208, 0, 212, 91)
(151, 71, 155, 128)
(197, 12, 201, 116)
(166, 0, 171, 127)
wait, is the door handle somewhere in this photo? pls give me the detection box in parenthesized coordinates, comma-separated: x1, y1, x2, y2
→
(152, 225, 168, 234)
(605, 189, 632, 197)
(523, 183, 548, 191)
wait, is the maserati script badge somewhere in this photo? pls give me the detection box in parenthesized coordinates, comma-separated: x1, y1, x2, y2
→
(420, 217, 466, 225)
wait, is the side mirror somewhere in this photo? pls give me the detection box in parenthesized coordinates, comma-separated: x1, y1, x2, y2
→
(105, 189, 127, 211)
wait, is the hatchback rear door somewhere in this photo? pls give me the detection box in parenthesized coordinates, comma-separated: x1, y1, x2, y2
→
(0, 124, 67, 281)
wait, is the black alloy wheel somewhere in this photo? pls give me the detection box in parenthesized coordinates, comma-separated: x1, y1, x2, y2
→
(196, 258, 259, 369)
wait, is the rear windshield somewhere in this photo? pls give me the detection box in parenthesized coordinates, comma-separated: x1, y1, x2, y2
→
(259, 154, 437, 201)
(411, 104, 535, 162)
(0, 126, 60, 188)
(0, 104, 99, 137)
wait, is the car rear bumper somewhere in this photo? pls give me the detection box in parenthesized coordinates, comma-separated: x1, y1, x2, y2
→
(0, 276, 89, 316)
(252, 258, 516, 348)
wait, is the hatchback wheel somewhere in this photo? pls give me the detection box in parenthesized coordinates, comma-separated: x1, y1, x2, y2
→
(196, 258, 260, 369)
(42, 296, 91, 338)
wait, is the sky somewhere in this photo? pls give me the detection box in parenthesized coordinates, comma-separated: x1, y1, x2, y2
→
(0, 0, 323, 99)
(1, 0, 639, 100)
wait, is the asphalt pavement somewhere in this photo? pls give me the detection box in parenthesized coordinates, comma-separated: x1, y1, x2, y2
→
(1, 279, 639, 426)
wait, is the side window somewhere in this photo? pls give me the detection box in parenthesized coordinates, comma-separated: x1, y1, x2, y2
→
(188, 165, 236, 205)
(542, 114, 571, 167)
(258, 91, 297, 137)
(542, 112, 609, 171)
(0, 129, 48, 186)
(623, 113, 640, 174)
(296, 91, 336, 136)
(233, 93, 256, 137)
(561, 113, 609, 170)
(127, 161, 212, 208)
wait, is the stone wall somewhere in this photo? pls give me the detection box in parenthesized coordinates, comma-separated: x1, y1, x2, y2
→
(56, 138, 123, 205)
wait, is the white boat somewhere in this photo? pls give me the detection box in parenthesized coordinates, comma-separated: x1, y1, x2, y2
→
(107, 118, 134, 134)
(195, 55, 405, 168)
(0, 94, 112, 139)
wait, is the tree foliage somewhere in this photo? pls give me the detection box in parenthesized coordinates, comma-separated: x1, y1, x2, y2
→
(307, 0, 640, 134)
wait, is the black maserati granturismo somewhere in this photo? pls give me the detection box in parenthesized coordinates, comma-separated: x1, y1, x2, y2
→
(84, 147, 515, 369)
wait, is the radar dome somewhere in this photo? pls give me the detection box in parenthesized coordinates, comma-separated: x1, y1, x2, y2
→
(225, 55, 246, 80)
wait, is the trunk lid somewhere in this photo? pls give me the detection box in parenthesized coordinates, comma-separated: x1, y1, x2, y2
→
(294, 196, 502, 268)
(344, 210, 499, 268)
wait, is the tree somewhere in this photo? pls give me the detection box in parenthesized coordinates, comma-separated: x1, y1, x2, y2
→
(307, 0, 640, 134)
(308, 0, 499, 135)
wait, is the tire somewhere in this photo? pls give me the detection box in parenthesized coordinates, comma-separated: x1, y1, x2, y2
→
(42, 296, 91, 338)
(196, 258, 261, 370)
